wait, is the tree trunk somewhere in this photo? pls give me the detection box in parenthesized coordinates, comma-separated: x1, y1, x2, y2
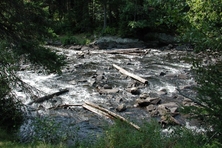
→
(103, 0, 107, 30)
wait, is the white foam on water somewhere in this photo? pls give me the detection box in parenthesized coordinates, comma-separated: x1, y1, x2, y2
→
(16, 70, 103, 106)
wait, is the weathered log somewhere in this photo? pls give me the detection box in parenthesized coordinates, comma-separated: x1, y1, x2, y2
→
(105, 48, 146, 54)
(98, 88, 119, 94)
(82, 104, 113, 118)
(84, 101, 140, 130)
(28, 89, 69, 105)
(48, 103, 83, 110)
(113, 64, 148, 84)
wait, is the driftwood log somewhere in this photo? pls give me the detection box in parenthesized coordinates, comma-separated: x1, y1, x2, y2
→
(48, 103, 83, 110)
(28, 89, 69, 105)
(83, 101, 140, 130)
(105, 48, 148, 55)
(113, 64, 148, 84)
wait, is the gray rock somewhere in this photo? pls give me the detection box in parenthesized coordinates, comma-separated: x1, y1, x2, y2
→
(161, 102, 179, 115)
(128, 87, 141, 95)
(147, 97, 161, 105)
(136, 99, 150, 107)
(139, 93, 149, 99)
(157, 105, 169, 116)
(116, 104, 126, 112)
(182, 98, 193, 106)
(69, 80, 77, 85)
(103, 84, 112, 89)
(146, 104, 156, 112)
(136, 97, 160, 107)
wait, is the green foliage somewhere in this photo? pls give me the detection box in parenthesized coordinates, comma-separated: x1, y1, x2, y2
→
(183, 57, 222, 143)
(182, 0, 222, 51)
(0, 0, 66, 133)
(117, 0, 188, 38)
(60, 36, 80, 45)
(0, 127, 65, 148)
(0, 44, 23, 131)
(60, 34, 93, 45)
(0, 92, 23, 131)
(92, 120, 207, 148)
(102, 26, 117, 36)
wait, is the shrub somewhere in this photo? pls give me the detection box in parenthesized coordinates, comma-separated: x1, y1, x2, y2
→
(183, 56, 222, 143)
(0, 45, 24, 132)
(182, 0, 222, 51)
(92, 119, 207, 148)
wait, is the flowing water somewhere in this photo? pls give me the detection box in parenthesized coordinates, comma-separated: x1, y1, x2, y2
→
(15, 46, 197, 144)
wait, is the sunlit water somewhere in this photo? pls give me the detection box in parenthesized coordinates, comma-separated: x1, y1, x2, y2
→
(16, 46, 198, 144)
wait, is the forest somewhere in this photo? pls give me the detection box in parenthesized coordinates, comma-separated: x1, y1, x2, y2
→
(0, 0, 222, 147)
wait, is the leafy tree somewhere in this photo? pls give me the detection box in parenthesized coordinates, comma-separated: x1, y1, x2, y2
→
(182, 0, 222, 51)
(0, 0, 66, 131)
(182, 57, 222, 143)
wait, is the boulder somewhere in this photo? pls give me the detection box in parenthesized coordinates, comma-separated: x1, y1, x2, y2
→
(136, 97, 160, 107)
(182, 98, 194, 106)
(136, 99, 150, 107)
(127, 87, 141, 95)
(157, 105, 169, 116)
(160, 115, 181, 126)
(161, 102, 179, 115)
(116, 104, 127, 112)
(139, 93, 149, 99)
(146, 97, 161, 105)
(147, 105, 158, 116)
(146, 104, 156, 112)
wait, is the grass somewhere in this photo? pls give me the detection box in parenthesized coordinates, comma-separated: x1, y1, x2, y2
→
(0, 128, 65, 148)
(91, 119, 208, 148)
(1, 120, 221, 148)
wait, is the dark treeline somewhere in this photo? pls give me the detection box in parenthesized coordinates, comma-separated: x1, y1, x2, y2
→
(26, 0, 221, 51)
(42, 0, 183, 37)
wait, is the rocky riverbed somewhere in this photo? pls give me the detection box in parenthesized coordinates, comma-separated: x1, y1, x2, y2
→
(15, 37, 204, 144)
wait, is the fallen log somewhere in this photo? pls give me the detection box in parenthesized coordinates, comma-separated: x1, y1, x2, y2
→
(48, 103, 83, 110)
(113, 64, 148, 84)
(105, 48, 146, 54)
(83, 101, 140, 130)
(98, 88, 119, 94)
(28, 89, 69, 105)
(82, 104, 113, 118)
